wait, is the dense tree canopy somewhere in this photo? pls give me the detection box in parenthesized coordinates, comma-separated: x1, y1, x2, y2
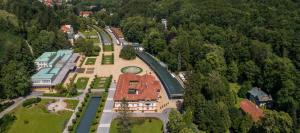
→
(96, 0, 300, 132)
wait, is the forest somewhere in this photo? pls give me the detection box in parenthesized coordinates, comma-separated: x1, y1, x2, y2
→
(92, 0, 300, 132)
(0, 0, 299, 132)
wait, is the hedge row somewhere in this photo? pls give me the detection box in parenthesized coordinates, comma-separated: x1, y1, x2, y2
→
(68, 93, 91, 133)
(104, 75, 113, 92)
(22, 97, 41, 107)
(89, 92, 108, 133)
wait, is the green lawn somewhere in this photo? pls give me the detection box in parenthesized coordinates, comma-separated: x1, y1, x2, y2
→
(85, 57, 97, 65)
(7, 99, 72, 133)
(229, 83, 243, 108)
(90, 77, 101, 89)
(102, 54, 114, 65)
(64, 100, 79, 110)
(103, 45, 114, 52)
(75, 77, 89, 89)
(110, 118, 163, 133)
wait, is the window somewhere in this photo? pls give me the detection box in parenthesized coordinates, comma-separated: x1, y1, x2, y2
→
(129, 80, 139, 86)
(128, 88, 137, 94)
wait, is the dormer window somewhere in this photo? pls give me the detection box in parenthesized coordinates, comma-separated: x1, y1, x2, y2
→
(128, 88, 137, 94)
(129, 80, 139, 86)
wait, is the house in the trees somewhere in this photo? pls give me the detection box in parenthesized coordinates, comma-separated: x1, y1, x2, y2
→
(80, 11, 93, 18)
(60, 24, 74, 45)
(248, 87, 273, 108)
(113, 73, 161, 112)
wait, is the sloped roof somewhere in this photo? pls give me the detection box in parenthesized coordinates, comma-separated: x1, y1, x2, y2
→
(114, 73, 160, 101)
(248, 87, 272, 102)
(240, 99, 264, 121)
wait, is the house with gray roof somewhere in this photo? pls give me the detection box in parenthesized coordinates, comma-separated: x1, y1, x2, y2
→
(248, 87, 273, 108)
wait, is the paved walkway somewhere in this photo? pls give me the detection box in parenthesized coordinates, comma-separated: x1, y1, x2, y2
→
(97, 83, 116, 133)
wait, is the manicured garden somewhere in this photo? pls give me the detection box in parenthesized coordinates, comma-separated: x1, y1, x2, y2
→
(75, 77, 89, 89)
(85, 57, 97, 65)
(121, 66, 143, 74)
(101, 53, 114, 65)
(103, 45, 114, 52)
(7, 99, 72, 133)
(110, 118, 163, 133)
(90, 75, 112, 91)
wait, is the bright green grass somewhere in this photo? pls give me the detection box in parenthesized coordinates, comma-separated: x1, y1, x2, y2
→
(103, 45, 113, 52)
(64, 100, 79, 110)
(85, 58, 97, 65)
(90, 77, 110, 89)
(75, 77, 89, 89)
(102, 55, 114, 64)
(7, 99, 72, 133)
(110, 118, 163, 133)
(90, 77, 101, 89)
(229, 83, 243, 108)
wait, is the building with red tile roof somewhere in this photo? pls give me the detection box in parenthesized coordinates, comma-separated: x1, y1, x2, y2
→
(80, 11, 93, 18)
(60, 24, 74, 45)
(114, 73, 161, 112)
(240, 99, 264, 122)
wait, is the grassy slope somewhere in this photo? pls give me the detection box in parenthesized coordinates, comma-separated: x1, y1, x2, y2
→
(110, 118, 163, 133)
(8, 100, 72, 133)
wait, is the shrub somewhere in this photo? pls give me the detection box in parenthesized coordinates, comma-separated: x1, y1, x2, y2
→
(72, 119, 76, 124)
(68, 125, 73, 131)
(76, 112, 81, 118)
(119, 45, 136, 60)
(24, 120, 29, 124)
(78, 107, 83, 112)
(22, 97, 41, 107)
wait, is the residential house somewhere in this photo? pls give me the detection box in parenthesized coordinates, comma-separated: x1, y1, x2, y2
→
(60, 24, 75, 45)
(248, 87, 273, 108)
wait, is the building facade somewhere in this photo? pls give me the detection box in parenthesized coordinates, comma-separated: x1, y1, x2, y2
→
(31, 50, 79, 91)
(114, 73, 161, 112)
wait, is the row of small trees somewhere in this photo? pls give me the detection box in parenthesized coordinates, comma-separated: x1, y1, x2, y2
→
(68, 93, 91, 132)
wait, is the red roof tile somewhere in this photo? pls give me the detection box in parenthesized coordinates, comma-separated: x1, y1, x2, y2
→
(60, 25, 71, 33)
(240, 99, 264, 121)
(114, 73, 161, 101)
(80, 11, 93, 16)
